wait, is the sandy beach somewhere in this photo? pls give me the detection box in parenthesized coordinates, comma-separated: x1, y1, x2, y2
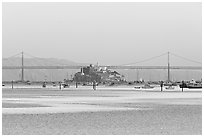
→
(2, 87, 202, 135)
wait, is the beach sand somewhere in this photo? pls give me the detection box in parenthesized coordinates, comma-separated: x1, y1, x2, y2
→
(2, 87, 202, 135)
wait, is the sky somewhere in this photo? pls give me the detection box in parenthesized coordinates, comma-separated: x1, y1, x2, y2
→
(2, 2, 202, 66)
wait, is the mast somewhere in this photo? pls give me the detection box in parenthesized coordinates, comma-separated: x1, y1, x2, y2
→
(167, 51, 170, 82)
(136, 69, 139, 81)
(21, 51, 24, 82)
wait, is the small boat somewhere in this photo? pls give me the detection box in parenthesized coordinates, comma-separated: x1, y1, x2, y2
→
(165, 86, 175, 90)
(26, 81, 31, 85)
(179, 79, 202, 89)
(134, 83, 154, 89)
(142, 83, 154, 89)
(62, 82, 69, 88)
(187, 83, 202, 89)
(134, 86, 141, 89)
(42, 82, 46, 88)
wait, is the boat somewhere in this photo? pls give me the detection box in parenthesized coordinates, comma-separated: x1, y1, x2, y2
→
(186, 83, 202, 89)
(179, 79, 202, 89)
(165, 86, 175, 90)
(134, 83, 154, 89)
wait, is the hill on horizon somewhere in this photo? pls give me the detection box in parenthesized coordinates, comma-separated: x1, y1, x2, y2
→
(2, 57, 88, 66)
(2, 57, 89, 81)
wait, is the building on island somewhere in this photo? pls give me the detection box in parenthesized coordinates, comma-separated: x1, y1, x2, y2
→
(73, 64, 125, 83)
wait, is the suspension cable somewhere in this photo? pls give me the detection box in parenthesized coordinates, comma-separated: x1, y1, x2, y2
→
(23, 52, 74, 66)
(23, 52, 48, 66)
(119, 52, 168, 66)
(4, 52, 22, 59)
(169, 52, 201, 65)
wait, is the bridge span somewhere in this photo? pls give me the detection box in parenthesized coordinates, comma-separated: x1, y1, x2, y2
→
(2, 65, 202, 70)
(3, 51, 202, 82)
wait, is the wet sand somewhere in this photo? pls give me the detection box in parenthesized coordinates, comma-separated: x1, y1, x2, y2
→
(3, 105, 201, 135)
(2, 88, 202, 135)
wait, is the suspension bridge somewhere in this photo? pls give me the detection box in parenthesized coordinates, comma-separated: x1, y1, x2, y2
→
(2, 51, 202, 82)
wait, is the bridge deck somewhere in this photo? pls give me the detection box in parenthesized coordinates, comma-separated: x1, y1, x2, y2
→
(2, 66, 202, 70)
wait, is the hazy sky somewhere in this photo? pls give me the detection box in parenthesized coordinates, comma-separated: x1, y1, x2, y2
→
(2, 2, 202, 65)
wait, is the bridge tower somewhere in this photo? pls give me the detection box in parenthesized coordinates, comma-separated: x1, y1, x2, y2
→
(167, 51, 170, 82)
(21, 51, 24, 82)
